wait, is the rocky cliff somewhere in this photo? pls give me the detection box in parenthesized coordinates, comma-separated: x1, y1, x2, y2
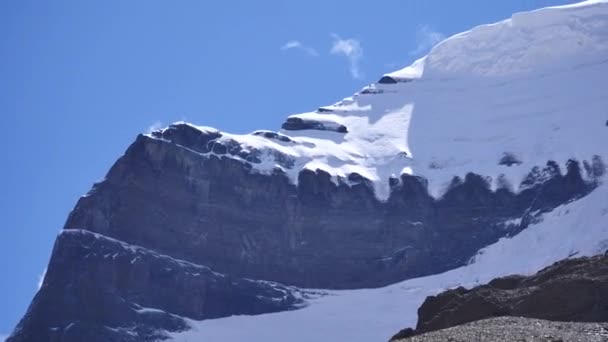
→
(8, 1, 608, 341)
(62, 125, 600, 290)
(7, 126, 601, 341)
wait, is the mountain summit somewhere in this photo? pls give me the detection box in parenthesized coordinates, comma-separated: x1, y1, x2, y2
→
(8, 1, 608, 341)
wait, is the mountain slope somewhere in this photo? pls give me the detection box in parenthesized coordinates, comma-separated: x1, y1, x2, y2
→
(172, 182, 608, 342)
(8, 1, 608, 341)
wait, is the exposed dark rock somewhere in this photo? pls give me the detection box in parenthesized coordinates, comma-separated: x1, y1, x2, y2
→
(8, 126, 601, 340)
(390, 327, 415, 340)
(360, 87, 385, 94)
(153, 123, 295, 170)
(62, 133, 596, 289)
(281, 117, 348, 133)
(405, 255, 608, 337)
(252, 130, 293, 143)
(583, 155, 606, 181)
(378, 76, 398, 84)
(498, 152, 522, 166)
(8, 229, 303, 342)
(377, 76, 414, 84)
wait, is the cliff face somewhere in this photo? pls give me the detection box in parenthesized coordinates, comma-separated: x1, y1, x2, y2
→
(63, 126, 597, 289)
(8, 125, 599, 341)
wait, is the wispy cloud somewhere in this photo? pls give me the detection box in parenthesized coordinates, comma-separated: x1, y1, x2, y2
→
(280, 40, 319, 57)
(410, 25, 445, 56)
(330, 34, 364, 79)
(1, 333, 8, 341)
(37, 268, 47, 290)
(146, 121, 162, 134)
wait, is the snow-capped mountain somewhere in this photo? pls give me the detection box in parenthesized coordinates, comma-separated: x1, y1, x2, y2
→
(8, 1, 608, 341)
(154, 0, 608, 200)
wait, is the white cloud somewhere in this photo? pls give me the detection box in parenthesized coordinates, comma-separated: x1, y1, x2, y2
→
(280, 40, 319, 57)
(37, 267, 47, 290)
(1, 334, 8, 342)
(330, 34, 364, 79)
(146, 121, 162, 134)
(410, 25, 446, 56)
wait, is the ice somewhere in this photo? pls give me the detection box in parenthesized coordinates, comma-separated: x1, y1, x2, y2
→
(149, 1, 608, 201)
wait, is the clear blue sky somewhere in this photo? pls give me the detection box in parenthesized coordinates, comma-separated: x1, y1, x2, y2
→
(0, 0, 577, 335)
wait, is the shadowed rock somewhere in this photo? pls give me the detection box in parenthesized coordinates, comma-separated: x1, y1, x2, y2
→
(7, 230, 304, 342)
(391, 254, 608, 340)
(7, 127, 600, 341)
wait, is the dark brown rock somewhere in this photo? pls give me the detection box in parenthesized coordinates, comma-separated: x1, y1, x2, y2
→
(410, 255, 608, 336)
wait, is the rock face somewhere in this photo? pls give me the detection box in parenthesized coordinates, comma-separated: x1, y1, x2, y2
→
(63, 125, 597, 289)
(397, 254, 608, 339)
(8, 230, 304, 342)
(6, 123, 601, 341)
(281, 117, 348, 133)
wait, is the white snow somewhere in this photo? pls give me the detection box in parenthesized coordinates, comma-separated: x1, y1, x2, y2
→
(384, 57, 426, 80)
(147, 0, 608, 200)
(170, 181, 608, 342)
(150, 1, 608, 200)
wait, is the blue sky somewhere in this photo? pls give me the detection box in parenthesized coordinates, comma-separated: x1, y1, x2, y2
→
(0, 0, 578, 335)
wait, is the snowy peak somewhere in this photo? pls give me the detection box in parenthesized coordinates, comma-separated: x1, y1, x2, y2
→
(387, 0, 608, 80)
(11, 3, 608, 342)
(150, 0, 608, 200)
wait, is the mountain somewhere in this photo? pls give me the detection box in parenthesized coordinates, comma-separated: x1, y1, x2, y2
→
(8, 1, 608, 341)
(170, 182, 608, 342)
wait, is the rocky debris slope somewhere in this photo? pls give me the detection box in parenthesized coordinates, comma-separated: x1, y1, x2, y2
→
(391, 254, 608, 340)
(393, 316, 608, 342)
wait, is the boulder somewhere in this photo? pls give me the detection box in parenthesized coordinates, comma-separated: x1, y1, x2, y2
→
(408, 255, 608, 336)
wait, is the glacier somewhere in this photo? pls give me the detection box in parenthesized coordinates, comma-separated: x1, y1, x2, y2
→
(150, 0, 608, 200)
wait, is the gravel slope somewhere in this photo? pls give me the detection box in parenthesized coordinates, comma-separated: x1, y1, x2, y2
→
(395, 317, 608, 342)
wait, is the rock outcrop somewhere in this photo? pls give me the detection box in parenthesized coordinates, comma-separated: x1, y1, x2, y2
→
(391, 254, 608, 340)
(281, 117, 348, 133)
(7, 230, 304, 342)
(7, 122, 600, 341)
(63, 126, 597, 289)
